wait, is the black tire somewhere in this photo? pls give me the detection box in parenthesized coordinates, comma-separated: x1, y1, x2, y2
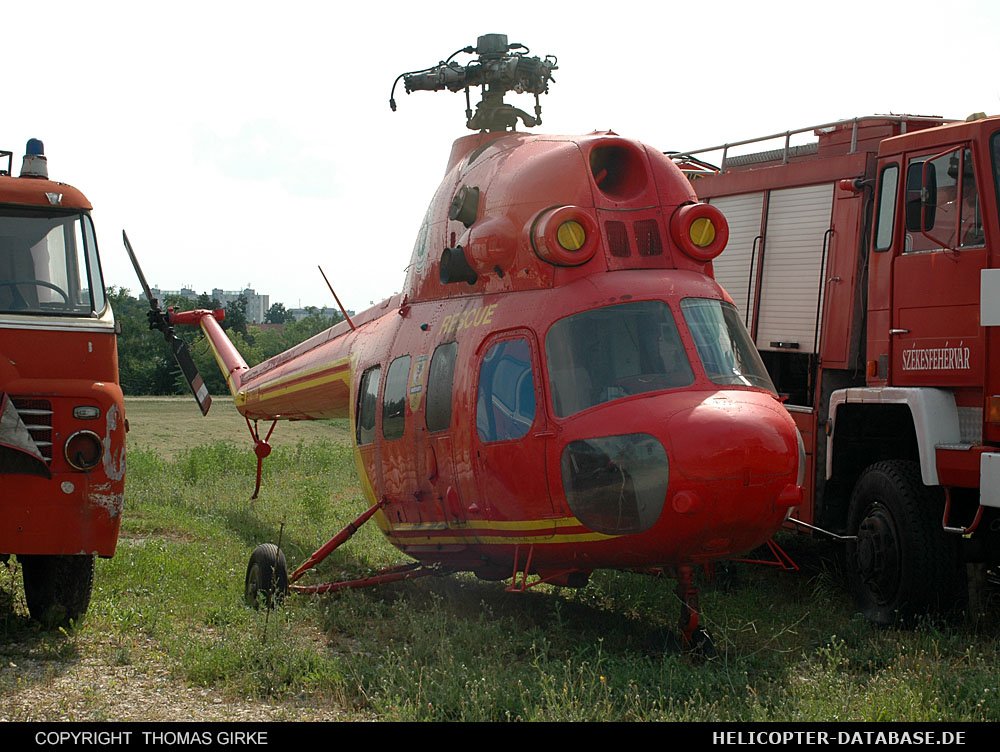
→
(846, 460, 964, 625)
(19, 554, 95, 627)
(244, 543, 288, 609)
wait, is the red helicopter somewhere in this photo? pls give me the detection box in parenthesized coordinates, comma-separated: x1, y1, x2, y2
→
(128, 34, 804, 646)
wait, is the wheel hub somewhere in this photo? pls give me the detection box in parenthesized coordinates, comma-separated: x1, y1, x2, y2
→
(856, 505, 901, 605)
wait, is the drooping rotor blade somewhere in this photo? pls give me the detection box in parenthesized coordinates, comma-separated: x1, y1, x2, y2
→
(122, 229, 212, 415)
(122, 230, 155, 305)
(171, 336, 212, 416)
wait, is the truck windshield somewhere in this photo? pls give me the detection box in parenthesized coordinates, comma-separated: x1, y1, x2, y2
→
(0, 209, 106, 316)
(680, 298, 775, 390)
(545, 300, 694, 417)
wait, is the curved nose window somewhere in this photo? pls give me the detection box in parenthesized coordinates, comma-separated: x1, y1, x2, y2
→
(477, 338, 536, 442)
(545, 300, 693, 417)
(561, 433, 668, 535)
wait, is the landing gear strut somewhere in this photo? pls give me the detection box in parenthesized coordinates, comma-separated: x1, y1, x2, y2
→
(243, 497, 439, 606)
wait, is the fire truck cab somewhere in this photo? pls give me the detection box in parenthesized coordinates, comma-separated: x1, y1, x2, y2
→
(0, 140, 123, 625)
(675, 114, 1000, 623)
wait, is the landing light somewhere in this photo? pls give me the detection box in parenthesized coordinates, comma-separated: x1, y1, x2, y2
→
(530, 206, 597, 266)
(689, 217, 716, 248)
(670, 203, 729, 262)
(557, 220, 586, 251)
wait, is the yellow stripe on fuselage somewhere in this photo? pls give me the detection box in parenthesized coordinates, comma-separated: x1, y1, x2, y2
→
(385, 518, 618, 546)
(236, 356, 352, 411)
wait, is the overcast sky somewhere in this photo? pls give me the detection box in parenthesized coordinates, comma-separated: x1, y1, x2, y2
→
(5, 0, 999, 313)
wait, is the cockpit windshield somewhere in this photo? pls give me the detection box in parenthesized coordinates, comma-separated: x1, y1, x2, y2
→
(680, 298, 775, 390)
(0, 209, 106, 316)
(545, 300, 694, 417)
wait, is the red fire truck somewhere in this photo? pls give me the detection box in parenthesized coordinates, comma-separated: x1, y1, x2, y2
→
(0, 140, 124, 625)
(674, 114, 1000, 623)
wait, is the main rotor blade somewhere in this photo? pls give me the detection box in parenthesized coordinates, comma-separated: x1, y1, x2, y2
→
(171, 337, 212, 416)
(122, 230, 156, 308)
(122, 229, 211, 416)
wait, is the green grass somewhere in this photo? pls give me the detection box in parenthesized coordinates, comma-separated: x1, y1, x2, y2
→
(2, 403, 999, 720)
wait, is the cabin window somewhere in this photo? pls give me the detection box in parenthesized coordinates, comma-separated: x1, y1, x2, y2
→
(545, 301, 693, 418)
(681, 298, 775, 391)
(426, 341, 458, 433)
(356, 366, 381, 445)
(476, 338, 536, 442)
(873, 163, 898, 252)
(383, 355, 411, 441)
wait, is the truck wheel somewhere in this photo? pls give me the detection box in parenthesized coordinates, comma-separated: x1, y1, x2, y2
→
(846, 460, 963, 625)
(244, 543, 288, 609)
(19, 554, 95, 627)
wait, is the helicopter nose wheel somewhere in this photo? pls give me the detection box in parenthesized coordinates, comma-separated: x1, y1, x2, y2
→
(244, 543, 288, 609)
(676, 564, 714, 654)
(644, 564, 715, 656)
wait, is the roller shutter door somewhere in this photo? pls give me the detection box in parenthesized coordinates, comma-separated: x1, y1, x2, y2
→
(755, 183, 834, 353)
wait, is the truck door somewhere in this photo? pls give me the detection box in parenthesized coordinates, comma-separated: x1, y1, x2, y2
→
(890, 146, 986, 388)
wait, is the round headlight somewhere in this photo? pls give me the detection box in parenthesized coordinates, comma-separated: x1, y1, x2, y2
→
(65, 430, 102, 471)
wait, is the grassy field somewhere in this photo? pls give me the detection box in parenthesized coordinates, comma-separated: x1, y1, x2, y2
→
(1, 398, 998, 721)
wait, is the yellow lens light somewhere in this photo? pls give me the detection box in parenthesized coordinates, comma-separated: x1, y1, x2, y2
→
(689, 217, 716, 248)
(557, 220, 587, 251)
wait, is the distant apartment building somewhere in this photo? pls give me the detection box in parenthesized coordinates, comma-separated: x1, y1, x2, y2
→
(147, 286, 270, 324)
(286, 306, 355, 321)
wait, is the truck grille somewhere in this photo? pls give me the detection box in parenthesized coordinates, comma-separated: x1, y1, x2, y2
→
(10, 397, 54, 462)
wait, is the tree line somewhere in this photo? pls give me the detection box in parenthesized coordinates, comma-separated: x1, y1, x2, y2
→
(109, 288, 343, 396)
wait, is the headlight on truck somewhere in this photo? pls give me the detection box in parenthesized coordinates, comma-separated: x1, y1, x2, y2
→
(64, 430, 102, 470)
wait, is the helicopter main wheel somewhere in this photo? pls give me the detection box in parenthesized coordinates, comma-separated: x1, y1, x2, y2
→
(244, 543, 288, 609)
(846, 460, 964, 625)
(19, 554, 95, 627)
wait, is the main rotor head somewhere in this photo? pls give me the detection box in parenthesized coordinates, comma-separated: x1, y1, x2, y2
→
(390, 33, 558, 133)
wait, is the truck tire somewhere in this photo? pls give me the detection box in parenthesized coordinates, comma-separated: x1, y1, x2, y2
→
(19, 554, 95, 627)
(846, 460, 964, 625)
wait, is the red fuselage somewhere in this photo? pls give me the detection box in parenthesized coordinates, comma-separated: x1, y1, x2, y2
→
(188, 130, 803, 580)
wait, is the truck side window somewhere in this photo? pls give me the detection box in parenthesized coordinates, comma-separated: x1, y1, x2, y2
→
(426, 341, 457, 433)
(958, 148, 984, 248)
(904, 148, 980, 252)
(477, 338, 535, 443)
(873, 164, 898, 252)
(356, 366, 381, 445)
(382, 356, 411, 441)
(992, 131, 1000, 225)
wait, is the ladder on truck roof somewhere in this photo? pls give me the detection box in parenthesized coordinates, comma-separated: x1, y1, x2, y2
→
(668, 114, 952, 176)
